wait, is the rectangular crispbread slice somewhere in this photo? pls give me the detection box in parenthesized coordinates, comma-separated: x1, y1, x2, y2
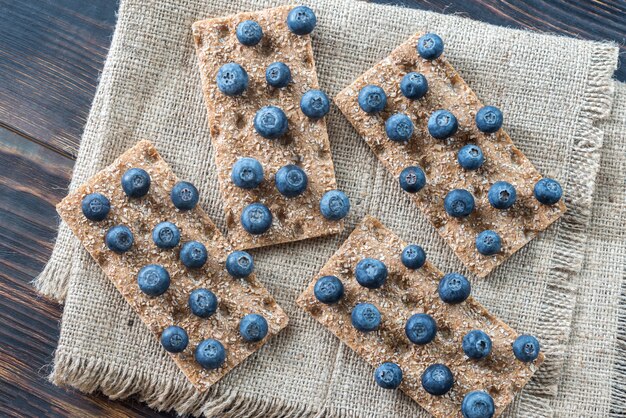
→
(192, 5, 343, 250)
(334, 33, 566, 277)
(56, 140, 288, 392)
(297, 216, 543, 417)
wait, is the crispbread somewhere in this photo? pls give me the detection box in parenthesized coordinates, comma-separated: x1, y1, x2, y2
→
(56, 140, 288, 392)
(297, 216, 543, 417)
(192, 5, 343, 250)
(334, 33, 566, 277)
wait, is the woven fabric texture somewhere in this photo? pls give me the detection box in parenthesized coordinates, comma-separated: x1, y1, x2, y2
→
(35, 0, 618, 416)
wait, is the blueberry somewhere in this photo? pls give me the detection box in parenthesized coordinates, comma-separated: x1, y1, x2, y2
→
(357, 85, 387, 114)
(152, 221, 180, 249)
(275, 165, 308, 197)
(105, 225, 134, 253)
(81, 193, 110, 221)
(444, 189, 475, 218)
(226, 250, 254, 278)
(457, 144, 485, 170)
(216, 63, 248, 96)
(254, 106, 288, 139)
(417, 33, 444, 59)
(180, 241, 208, 268)
(121, 168, 151, 198)
(239, 313, 269, 342)
(534, 178, 562, 205)
(374, 362, 403, 389)
(462, 330, 492, 359)
(320, 190, 350, 220)
(286, 5, 316, 35)
(438, 273, 471, 304)
(475, 105, 503, 133)
(488, 181, 516, 210)
(265, 62, 291, 88)
(188, 288, 218, 318)
(476, 230, 501, 256)
(401, 244, 427, 269)
(314, 275, 344, 304)
(399, 166, 426, 193)
(171, 181, 199, 211)
(428, 109, 458, 139)
(355, 258, 388, 289)
(231, 157, 264, 189)
(385, 113, 414, 142)
(195, 339, 226, 369)
(513, 334, 541, 362)
(300, 89, 330, 119)
(241, 202, 272, 234)
(421, 363, 454, 395)
(462, 391, 495, 418)
(236, 20, 263, 46)
(137, 264, 170, 296)
(405, 313, 437, 345)
(160, 325, 188, 353)
(351, 303, 381, 332)
(400, 72, 428, 100)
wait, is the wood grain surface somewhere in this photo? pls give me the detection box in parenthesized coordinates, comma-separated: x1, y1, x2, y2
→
(0, 0, 623, 416)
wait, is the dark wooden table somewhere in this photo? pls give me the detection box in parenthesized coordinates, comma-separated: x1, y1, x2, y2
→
(1, 1, 624, 416)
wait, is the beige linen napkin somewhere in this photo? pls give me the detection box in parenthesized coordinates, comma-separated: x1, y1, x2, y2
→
(36, 0, 619, 416)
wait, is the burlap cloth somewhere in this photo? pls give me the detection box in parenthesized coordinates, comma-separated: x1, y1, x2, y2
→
(34, 0, 622, 416)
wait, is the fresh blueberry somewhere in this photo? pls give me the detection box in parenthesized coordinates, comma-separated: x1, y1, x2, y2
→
(475, 105, 503, 133)
(121, 168, 151, 198)
(137, 264, 170, 296)
(399, 166, 426, 193)
(188, 288, 218, 318)
(405, 313, 437, 345)
(462, 330, 492, 359)
(462, 391, 495, 418)
(180, 241, 208, 268)
(438, 272, 471, 304)
(357, 85, 387, 114)
(421, 364, 454, 396)
(351, 303, 381, 332)
(402, 244, 427, 270)
(275, 165, 308, 197)
(300, 89, 330, 119)
(385, 113, 414, 142)
(355, 258, 388, 289)
(231, 157, 264, 189)
(417, 33, 444, 59)
(171, 181, 199, 211)
(236, 20, 263, 46)
(216, 63, 248, 96)
(254, 106, 288, 139)
(265, 62, 291, 88)
(444, 189, 475, 218)
(513, 334, 541, 362)
(457, 144, 485, 170)
(81, 193, 110, 221)
(152, 221, 181, 249)
(160, 325, 188, 353)
(428, 109, 458, 139)
(314, 275, 344, 304)
(534, 178, 562, 205)
(400, 72, 428, 100)
(488, 181, 516, 209)
(105, 225, 134, 253)
(320, 190, 350, 220)
(195, 339, 226, 369)
(374, 362, 403, 389)
(241, 202, 272, 234)
(476, 230, 501, 256)
(286, 5, 316, 35)
(239, 314, 269, 342)
(226, 250, 254, 278)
